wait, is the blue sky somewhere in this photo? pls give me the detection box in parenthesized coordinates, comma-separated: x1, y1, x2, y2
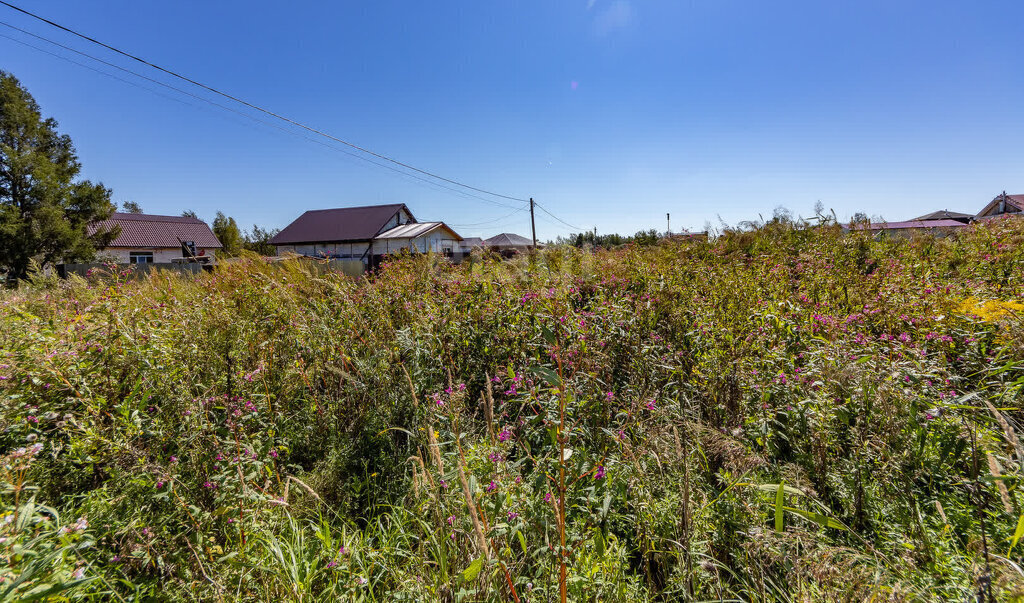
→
(2, 1, 1023, 240)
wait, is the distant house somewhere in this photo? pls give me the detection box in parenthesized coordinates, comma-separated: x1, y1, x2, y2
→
(485, 233, 536, 255)
(89, 213, 222, 264)
(460, 237, 485, 253)
(911, 210, 974, 224)
(849, 192, 1022, 236)
(665, 231, 709, 242)
(976, 192, 1023, 220)
(270, 203, 463, 268)
(850, 219, 970, 236)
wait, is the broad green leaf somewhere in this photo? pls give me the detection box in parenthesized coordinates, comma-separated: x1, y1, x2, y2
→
(784, 507, 848, 531)
(529, 366, 561, 386)
(517, 530, 528, 556)
(594, 528, 606, 557)
(601, 493, 613, 520)
(746, 483, 807, 497)
(1009, 513, 1024, 555)
(774, 482, 785, 532)
(461, 557, 484, 582)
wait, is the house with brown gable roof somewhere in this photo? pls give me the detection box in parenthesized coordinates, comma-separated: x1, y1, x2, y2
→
(270, 203, 463, 269)
(89, 213, 222, 264)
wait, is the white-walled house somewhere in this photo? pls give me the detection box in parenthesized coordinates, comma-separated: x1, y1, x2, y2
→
(372, 222, 462, 256)
(270, 204, 463, 268)
(89, 213, 222, 263)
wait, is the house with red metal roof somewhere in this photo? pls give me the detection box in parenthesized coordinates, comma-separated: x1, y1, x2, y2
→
(976, 192, 1023, 219)
(847, 192, 1022, 236)
(89, 213, 222, 264)
(270, 203, 463, 268)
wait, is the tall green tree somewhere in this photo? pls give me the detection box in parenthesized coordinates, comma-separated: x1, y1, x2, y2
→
(122, 200, 143, 213)
(0, 72, 116, 280)
(244, 224, 280, 256)
(212, 211, 242, 256)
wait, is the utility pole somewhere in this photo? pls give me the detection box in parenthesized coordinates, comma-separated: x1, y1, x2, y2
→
(667, 212, 671, 235)
(530, 198, 537, 247)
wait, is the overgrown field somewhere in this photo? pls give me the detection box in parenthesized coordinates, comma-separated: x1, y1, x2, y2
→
(3, 219, 1024, 601)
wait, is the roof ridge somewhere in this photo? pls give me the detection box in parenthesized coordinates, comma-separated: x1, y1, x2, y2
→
(301, 203, 406, 214)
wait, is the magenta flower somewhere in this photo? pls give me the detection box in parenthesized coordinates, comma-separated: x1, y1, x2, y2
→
(486, 480, 498, 492)
(595, 466, 606, 480)
(498, 428, 511, 442)
(203, 481, 216, 489)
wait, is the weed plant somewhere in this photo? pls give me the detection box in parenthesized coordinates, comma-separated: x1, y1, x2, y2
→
(2, 217, 1024, 601)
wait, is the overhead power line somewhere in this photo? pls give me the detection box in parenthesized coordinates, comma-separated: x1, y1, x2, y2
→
(448, 207, 529, 229)
(0, 0, 530, 204)
(533, 201, 585, 232)
(0, 19, 523, 211)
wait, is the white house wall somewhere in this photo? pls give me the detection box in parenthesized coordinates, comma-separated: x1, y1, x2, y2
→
(99, 247, 218, 263)
(371, 232, 460, 255)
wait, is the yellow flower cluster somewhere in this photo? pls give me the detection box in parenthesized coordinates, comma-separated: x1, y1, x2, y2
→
(958, 297, 1024, 322)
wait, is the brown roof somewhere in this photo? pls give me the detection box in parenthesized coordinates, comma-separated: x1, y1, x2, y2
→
(977, 193, 1024, 217)
(90, 213, 222, 248)
(912, 209, 973, 222)
(270, 204, 413, 245)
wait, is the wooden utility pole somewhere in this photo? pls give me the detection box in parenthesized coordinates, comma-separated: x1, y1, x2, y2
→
(530, 198, 537, 246)
(667, 212, 671, 234)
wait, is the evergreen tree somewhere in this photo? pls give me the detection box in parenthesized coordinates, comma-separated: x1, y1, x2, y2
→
(122, 200, 143, 213)
(212, 211, 242, 256)
(0, 72, 117, 280)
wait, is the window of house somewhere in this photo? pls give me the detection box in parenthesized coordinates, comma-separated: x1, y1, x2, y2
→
(130, 252, 154, 264)
(442, 247, 453, 257)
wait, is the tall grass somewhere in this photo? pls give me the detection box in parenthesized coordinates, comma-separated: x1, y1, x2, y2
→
(2, 217, 1024, 600)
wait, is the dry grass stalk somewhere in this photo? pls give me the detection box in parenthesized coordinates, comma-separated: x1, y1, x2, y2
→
(986, 453, 1013, 513)
(984, 399, 1023, 464)
(457, 456, 491, 559)
(484, 373, 496, 442)
(426, 420, 444, 475)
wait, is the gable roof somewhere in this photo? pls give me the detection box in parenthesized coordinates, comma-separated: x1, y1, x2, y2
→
(485, 233, 534, 247)
(375, 222, 463, 240)
(977, 194, 1024, 217)
(90, 213, 222, 248)
(912, 209, 974, 222)
(270, 204, 413, 245)
(460, 237, 485, 248)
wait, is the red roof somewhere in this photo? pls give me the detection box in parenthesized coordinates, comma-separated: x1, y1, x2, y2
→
(90, 213, 222, 248)
(853, 219, 969, 231)
(270, 204, 412, 245)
